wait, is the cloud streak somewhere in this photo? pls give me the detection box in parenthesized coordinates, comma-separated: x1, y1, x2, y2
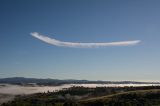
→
(31, 32, 141, 48)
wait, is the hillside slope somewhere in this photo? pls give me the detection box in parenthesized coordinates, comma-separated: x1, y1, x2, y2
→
(80, 89, 160, 106)
(2, 87, 160, 106)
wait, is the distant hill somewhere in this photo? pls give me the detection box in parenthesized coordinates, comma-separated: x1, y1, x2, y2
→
(0, 77, 88, 85)
(0, 77, 159, 85)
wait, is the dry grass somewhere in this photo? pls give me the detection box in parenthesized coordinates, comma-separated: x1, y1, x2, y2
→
(80, 89, 160, 104)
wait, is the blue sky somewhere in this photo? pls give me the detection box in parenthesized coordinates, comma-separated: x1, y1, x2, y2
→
(0, 0, 160, 81)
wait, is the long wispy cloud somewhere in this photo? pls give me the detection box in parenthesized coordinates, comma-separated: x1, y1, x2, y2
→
(31, 32, 141, 48)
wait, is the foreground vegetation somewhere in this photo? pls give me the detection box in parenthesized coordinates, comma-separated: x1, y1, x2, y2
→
(2, 86, 160, 106)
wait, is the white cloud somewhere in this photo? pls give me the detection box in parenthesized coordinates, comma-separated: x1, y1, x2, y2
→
(31, 32, 141, 48)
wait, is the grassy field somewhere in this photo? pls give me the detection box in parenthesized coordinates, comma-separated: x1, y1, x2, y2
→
(81, 89, 160, 102)
(80, 89, 160, 106)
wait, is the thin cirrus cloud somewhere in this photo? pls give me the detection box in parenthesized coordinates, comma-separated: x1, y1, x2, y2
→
(31, 32, 141, 48)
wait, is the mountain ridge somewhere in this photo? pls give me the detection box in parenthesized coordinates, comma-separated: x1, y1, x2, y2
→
(0, 77, 159, 85)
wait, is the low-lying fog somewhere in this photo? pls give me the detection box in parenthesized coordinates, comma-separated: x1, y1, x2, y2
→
(0, 83, 160, 95)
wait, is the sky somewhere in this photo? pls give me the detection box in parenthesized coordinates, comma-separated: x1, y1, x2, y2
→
(0, 0, 160, 81)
